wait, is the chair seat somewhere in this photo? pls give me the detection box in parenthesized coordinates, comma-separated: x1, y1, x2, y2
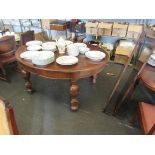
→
(139, 102, 155, 134)
(0, 55, 16, 65)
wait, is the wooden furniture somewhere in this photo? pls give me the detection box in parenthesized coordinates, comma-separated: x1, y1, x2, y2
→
(15, 44, 109, 111)
(35, 31, 50, 42)
(102, 30, 145, 114)
(131, 102, 155, 135)
(139, 64, 155, 91)
(20, 30, 35, 46)
(113, 28, 155, 114)
(0, 96, 19, 135)
(0, 36, 16, 81)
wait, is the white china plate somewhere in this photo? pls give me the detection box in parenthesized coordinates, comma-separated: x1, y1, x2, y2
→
(65, 40, 73, 46)
(85, 51, 106, 61)
(147, 59, 155, 67)
(32, 51, 55, 66)
(147, 54, 155, 67)
(20, 51, 40, 60)
(79, 47, 90, 54)
(27, 45, 42, 51)
(56, 56, 78, 65)
(42, 47, 57, 52)
(26, 40, 42, 46)
(42, 42, 57, 46)
(74, 43, 87, 48)
(42, 43, 57, 52)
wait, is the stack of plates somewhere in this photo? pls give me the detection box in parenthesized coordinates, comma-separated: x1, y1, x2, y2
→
(42, 42, 57, 52)
(56, 56, 78, 65)
(20, 51, 55, 65)
(85, 51, 106, 61)
(65, 40, 73, 46)
(74, 43, 87, 48)
(148, 54, 155, 67)
(26, 40, 42, 46)
(26, 40, 43, 51)
(32, 51, 55, 66)
(20, 51, 40, 61)
(27, 45, 42, 51)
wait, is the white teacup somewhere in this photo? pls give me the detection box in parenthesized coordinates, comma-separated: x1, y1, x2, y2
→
(67, 44, 79, 56)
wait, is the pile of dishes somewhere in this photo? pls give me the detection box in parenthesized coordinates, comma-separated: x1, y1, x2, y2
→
(32, 51, 55, 66)
(26, 40, 42, 51)
(148, 54, 155, 67)
(85, 51, 106, 61)
(26, 40, 57, 52)
(20, 51, 55, 66)
(42, 42, 57, 52)
(56, 56, 78, 65)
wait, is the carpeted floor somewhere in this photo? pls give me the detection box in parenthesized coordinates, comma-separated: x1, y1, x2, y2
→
(0, 62, 155, 135)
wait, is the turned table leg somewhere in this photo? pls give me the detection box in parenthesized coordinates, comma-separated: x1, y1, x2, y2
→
(70, 80, 80, 111)
(21, 68, 33, 94)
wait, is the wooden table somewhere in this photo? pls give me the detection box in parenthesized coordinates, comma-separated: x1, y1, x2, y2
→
(138, 64, 155, 91)
(15, 44, 109, 111)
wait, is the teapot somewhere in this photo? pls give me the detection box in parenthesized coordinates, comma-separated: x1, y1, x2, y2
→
(56, 37, 66, 54)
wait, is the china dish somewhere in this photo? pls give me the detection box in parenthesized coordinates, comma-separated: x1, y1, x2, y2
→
(27, 45, 42, 51)
(20, 51, 54, 66)
(20, 51, 40, 61)
(79, 47, 90, 54)
(147, 54, 155, 67)
(56, 56, 78, 65)
(67, 44, 79, 56)
(26, 40, 42, 46)
(32, 51, 55, 66)
(74, 43, 87, 48)
(42, 43, 57, 52)
(42, 42, 57, 46)
(85, 51, 106, 61)
(65, 40, 73, 46)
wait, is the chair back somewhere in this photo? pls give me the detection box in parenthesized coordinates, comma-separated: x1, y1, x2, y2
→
(0, 96, 19, 135)
(20, 30, 35, 46)
(0, 36, 16, 55)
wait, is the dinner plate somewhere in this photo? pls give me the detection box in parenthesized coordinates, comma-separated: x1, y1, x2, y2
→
(26, 40, 42, 46)
(32, 51, 55, 66)
(27, 45, 42, 51)
(85, 51, 106, 61)
(65, 40, 73, 46)
(20, 51, 40, 60)
(42, 42, 57, 46)
(147, 58, 155, 67)
(42, 43, 57, 52)
(56, 56, 78, 65)
(74, 43, 87, 48)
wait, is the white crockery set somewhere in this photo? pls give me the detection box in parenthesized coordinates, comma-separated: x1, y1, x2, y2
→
(20, 39, 106, 66)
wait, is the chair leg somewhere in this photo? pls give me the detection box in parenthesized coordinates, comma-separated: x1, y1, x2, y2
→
(147, 124, 155, 135)
(130, 111, 138, 126)
(0, 66, 10, 82)
(113, 78, 139, 114)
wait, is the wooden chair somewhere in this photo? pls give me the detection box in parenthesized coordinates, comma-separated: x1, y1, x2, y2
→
(20, 30, 35, 46)
(0, 36, 16, 81)
(131, 102, 155, 135)
(0, 96, 19, 135)
(102, 29, 146, 114)
(35, 31, 50, 42)
(113, 28, 155, 114)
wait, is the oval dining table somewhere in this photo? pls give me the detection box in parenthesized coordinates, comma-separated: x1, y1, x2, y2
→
(15, 44, 109, 111)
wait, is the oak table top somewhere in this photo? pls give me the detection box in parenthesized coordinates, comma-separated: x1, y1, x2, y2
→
(15, 44, 109, 111)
